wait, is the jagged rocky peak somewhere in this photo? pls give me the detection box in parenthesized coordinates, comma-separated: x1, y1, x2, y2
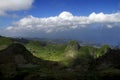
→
(66, 40, 80, 50)
(64, 40, 80, 64)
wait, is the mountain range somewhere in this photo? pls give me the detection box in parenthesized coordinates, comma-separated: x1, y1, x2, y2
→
(0, 36, 120, 80)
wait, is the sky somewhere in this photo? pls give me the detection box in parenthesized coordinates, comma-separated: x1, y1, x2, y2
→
(0, 0, 120, 45)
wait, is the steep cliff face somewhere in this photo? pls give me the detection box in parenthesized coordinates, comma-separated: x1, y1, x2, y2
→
(65, 40, 80, 59)
(63, 41, 80, 65)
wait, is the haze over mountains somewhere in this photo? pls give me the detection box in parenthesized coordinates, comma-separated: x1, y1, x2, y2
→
(1, 11, 120, 46)
(0, 0, 120, 46)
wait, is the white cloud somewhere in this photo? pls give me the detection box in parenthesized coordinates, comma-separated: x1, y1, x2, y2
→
(58, 11, 73, 19)
(0, 0, 34, 16)
(0, 11, 6, 16)
(6, 11, 120, 34)
(89, 12, 120, 23)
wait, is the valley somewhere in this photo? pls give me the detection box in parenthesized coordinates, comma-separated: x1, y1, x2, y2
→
(0, 36, 120, 80)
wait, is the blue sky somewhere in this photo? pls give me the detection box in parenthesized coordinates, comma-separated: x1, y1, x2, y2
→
(1, 0, 120, 27)
(31, 0, 120, 17)
(0, 0, 120, 45)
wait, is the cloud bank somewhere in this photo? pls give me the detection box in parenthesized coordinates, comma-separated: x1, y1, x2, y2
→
(1, 11, 120, 45)
(0, 0, 34, 16)
(6, 11, 120, 33)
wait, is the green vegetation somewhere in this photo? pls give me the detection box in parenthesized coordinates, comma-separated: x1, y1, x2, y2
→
(26, 40, 66, 62)
(0, 36, 12, 50)
(0, 36, 108, 64)
(0, 36, 120, 80)
(96, 45, 109, 58)
(25, 40, 110, 66)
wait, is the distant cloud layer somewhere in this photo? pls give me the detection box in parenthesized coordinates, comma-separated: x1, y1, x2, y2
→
(6, 11, 120, 33)
(0, 0, 34, 16)
(0, 11, 120, 45)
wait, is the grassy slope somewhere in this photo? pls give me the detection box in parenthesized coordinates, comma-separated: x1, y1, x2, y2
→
(96, 45, 109, 58)
(0, 37, 109, 65)
(25, 40, 67, 62)
(25, 40, 109, 66)
(0, 37, 12, 50)
(0, 36, 109, 65)
(0, 37, 119, 80)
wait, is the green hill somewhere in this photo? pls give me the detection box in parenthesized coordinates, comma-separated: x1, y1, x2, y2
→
(0, 36, 111, 65)
(0, 36, 110, 65)
(0, 36, 120, 80)
(0, 43, 63, 80)
(26, 40, 66, 62)
(0, 36, 12, 50)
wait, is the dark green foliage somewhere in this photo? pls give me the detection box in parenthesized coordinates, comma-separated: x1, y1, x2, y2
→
(96, 45, 109, 58)
(0, 36, 120, 80)
(0, 37, 12, 50)
(95, 48, 120, 69)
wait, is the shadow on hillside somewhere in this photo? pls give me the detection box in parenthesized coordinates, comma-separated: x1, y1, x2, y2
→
(0, 43, 120, 80)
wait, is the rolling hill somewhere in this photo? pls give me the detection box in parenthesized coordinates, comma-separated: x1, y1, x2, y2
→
(0, 36, 120, 80)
